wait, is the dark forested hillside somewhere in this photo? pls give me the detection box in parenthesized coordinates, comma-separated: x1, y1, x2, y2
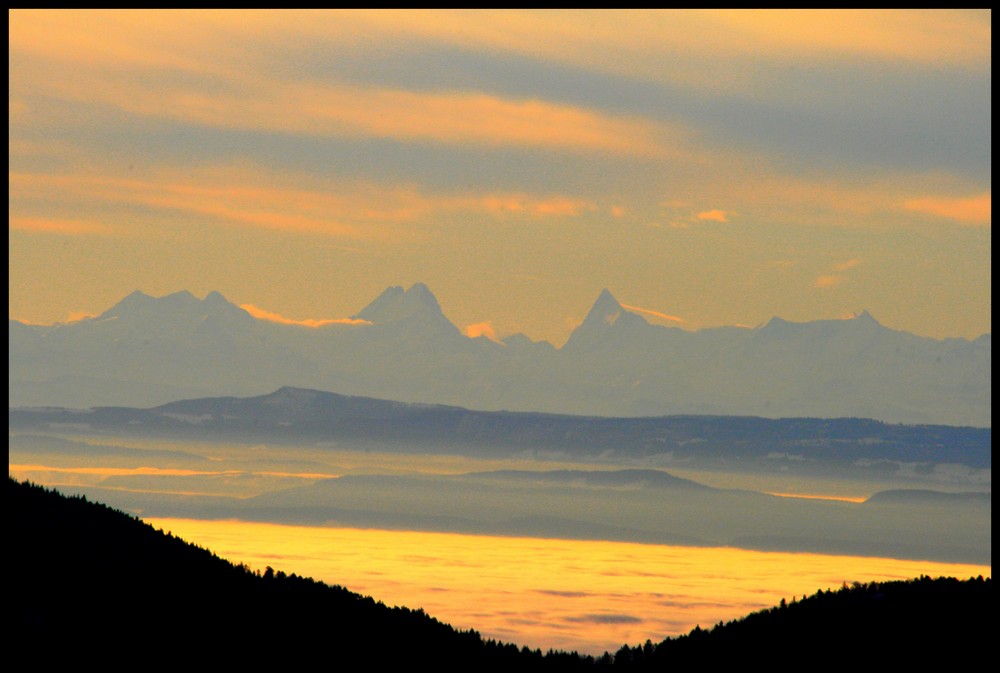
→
(609, 575, 991, 667)
(8, 477, 585, 668)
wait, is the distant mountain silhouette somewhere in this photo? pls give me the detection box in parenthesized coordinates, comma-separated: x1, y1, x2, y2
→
(10, 478, 990, 667)
(9, 386, 991, 472)
(9, 285, 990, 426)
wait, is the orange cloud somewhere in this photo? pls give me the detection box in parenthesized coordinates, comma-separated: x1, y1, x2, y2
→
(14, 51, 671, 158)
(9, 215, 112, 235)
(240, 304, 371, 328)
(463, 322, 501, 342)
(696, 209, 730, 223)
(620, 303, 686, 324)
(478, 195, 594, 218)
(532, 197, 595, 217)
(904, 193, 991, 225)
(832, 258, 862, 272)
(11, 169, 604, 240)
(815, 275, 843, 289)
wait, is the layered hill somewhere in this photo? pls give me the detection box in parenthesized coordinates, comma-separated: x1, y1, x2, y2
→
(10, 386, 991, 472)
(9, 284, 990, 426)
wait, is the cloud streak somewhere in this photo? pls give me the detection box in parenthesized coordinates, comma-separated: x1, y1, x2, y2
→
(10, 169, 603, 241)
(9, 216, 114, 236)
(240, 304, 371, 328)
(620, 304, 686, 324)
(904, 193, 991, 225)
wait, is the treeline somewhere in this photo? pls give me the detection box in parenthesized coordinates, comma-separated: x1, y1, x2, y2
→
(9, 477, 590, 669)
(10, 477, 990, 668)
(604, 575, 991, 667)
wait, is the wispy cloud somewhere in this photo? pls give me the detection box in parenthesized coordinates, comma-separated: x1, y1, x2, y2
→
(241, 304, 371, 328)
(832, 258, 862, 272)
(13, 56, 672, 157)
(10, 168, 602, 242)
(904, 193, 991, 225)
(816, 258, 862, 290)
(620, 303, 686, 324)
(815, 275, 844, 289)
(9, 215, 113, 236)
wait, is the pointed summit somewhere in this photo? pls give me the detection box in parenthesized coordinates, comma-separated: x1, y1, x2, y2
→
(562, 289, 655, 352)
(854, 309, 880, 325)
(580, 289, 627, 329)
(353, 283, 445, 325)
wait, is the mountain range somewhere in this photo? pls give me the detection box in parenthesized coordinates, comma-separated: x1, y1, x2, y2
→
(9, 284, 990, 426)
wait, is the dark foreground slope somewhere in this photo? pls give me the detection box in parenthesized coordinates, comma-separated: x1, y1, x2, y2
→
(8, 478, 586, 669)
(612, 575, 992, 668)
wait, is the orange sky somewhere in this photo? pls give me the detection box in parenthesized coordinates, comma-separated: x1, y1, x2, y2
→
(9, 10, 991, 344)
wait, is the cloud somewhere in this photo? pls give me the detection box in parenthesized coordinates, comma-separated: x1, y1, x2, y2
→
(9, 215, 113, 235)
(708, 9, 990, 70)
(816, 258, 863, 289)
(564, 613, 643, 625)
(240, 304, 371, 328)
(13, 54, 672, 158)
(620, 303, 686, 324)
(349, 10, 989, 94)
(479, 195, 596, 218)
(463, 322, 502, 342)
(904, 193, 991, 225)
(696, 209, 731, 223)
(11, 168, 604, 245)
(832, 258, 862, 272)
(665, 207, 733, 228)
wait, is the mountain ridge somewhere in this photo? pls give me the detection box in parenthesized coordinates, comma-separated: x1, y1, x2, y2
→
(9, 284, 991, 426)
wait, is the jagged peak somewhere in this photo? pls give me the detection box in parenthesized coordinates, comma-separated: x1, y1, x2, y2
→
(353, 283, 445, 324)
(97, 289, 241, 320)
(581, 289, 624, 327)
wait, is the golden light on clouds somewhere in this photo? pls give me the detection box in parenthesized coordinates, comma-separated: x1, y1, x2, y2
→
(12, 53, 672, 157)
(904, 193, 991, 225)
(832, 258, 862, 272)
(7, 9, 991, 340)
(145, 517, 992, 656)
(10, 168, 602, 244)
(463, 321, 500, 341)
(479, 195, 597, 218)
(696, 209, 731, 223)
(240, 304, 371, 328)
(707, 9, 990, 68)
(620, 304, 686, 324)
(815, 275, 844, 289)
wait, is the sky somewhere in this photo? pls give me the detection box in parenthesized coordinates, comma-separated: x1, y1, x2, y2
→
(9, 9, 992, 345)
